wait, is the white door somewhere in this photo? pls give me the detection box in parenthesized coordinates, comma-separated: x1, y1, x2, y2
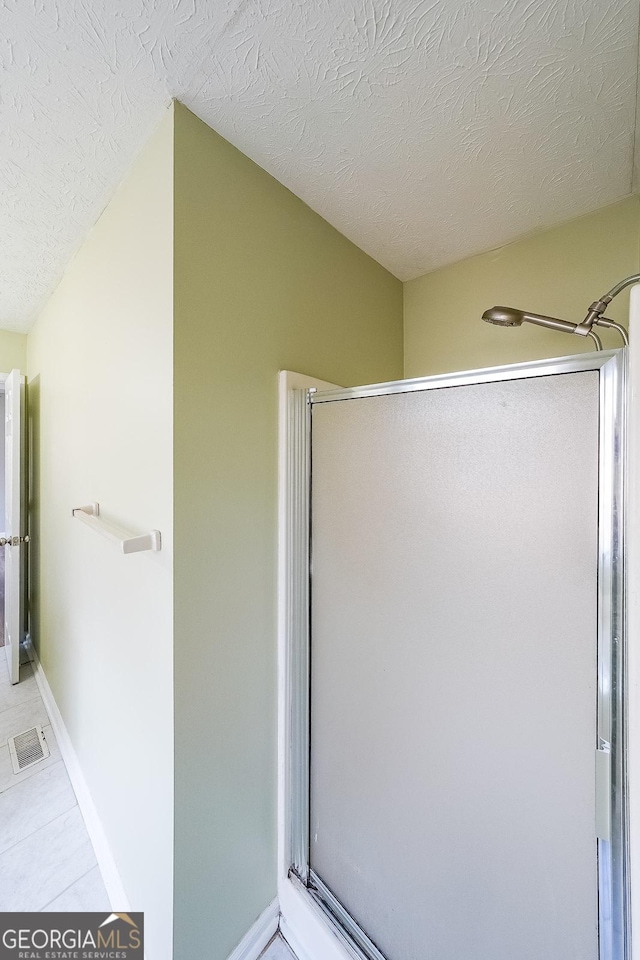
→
(4, 369, 24, 684)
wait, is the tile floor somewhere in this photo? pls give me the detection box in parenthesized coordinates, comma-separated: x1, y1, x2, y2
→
(0, 648, 111, 911)
(260, 934, 297, 960)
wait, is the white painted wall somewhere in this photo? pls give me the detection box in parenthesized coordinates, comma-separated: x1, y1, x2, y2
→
(26, 108, 174, 960)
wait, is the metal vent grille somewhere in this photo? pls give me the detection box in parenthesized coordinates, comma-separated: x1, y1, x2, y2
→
(8, 725, 50, 774)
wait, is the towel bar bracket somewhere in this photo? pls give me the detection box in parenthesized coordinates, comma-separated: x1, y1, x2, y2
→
(72, 502, 162, 554)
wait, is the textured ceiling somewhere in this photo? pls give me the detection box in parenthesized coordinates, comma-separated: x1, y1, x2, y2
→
(1, 0, 639, 331)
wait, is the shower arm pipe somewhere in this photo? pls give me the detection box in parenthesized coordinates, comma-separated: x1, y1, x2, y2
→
(574, 274, 640, 339)
(594, 318, 629, 346)
(602, 273, 640, 302)
(587, 329, 604, 350)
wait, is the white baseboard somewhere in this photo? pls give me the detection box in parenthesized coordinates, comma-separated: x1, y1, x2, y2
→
(25, 638, 130, 910)
(227, 898, 280, 960)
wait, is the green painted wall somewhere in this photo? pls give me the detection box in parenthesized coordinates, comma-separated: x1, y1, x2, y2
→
(173, 103, 403, 960)
(0, 330, 27, 374)
(404, 197, 640, 376)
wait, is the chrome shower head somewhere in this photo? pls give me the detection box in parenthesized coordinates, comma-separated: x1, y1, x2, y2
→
(481, 306, 524, 327)
(482, 304, 603, 349)
(482, 306, 578, 334)
(481, 274, 638, 350)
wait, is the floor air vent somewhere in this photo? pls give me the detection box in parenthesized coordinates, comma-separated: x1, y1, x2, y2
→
(8, 725, 50, 774)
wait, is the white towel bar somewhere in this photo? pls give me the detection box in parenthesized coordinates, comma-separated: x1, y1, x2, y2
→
(72, 502, 161, 554)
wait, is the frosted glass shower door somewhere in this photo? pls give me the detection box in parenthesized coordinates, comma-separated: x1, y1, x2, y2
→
(298, 357, 627, 960)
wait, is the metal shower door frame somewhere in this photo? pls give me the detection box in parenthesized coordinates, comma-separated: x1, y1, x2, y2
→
(283, 349, 629, 960)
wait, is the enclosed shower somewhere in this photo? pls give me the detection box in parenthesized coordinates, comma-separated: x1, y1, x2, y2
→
(278, 279, 639, 960)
